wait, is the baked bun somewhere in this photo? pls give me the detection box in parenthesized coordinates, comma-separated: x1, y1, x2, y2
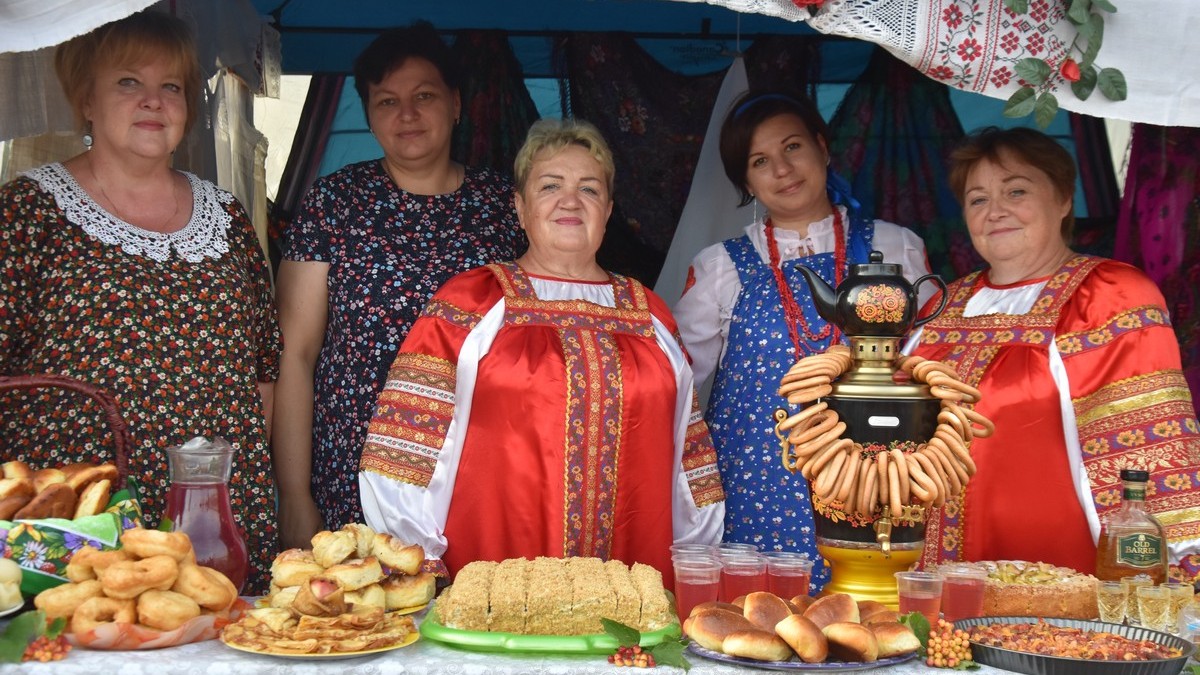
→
(74, 478, 111, 519)
(722, 629, 793, 661)
(822, 621, 879, 662)
(869, 622, 921, 658)
(345, 582, 386, 609)
(270, 548, 325, 587)
(341, 523, 376, 558)
(381, 571, 436, 610)
(31, 468, 66, 494)
(268, 584, 300, 609)
(774, 613, 828, 663)
(802, 593, 860, 630)
(683, 607, 756, 651)
(0, 478, 34, 520)
(743, 591, 792, 632)
(323, 556, 384, 591)
(2, 461, 32, 480)
(862, 609, 902, 626)
(14, 482, 76, 519)
(690, 601, 742, 618)
(65, 464, 118, 495)
(856, 600, 891, 622)
(311, 530, 356, 568)
(790, 594, 816, 613)
(369, 533, 423, 575)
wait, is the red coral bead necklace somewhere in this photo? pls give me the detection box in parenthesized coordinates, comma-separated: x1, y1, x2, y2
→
(765, 208, 846, 358)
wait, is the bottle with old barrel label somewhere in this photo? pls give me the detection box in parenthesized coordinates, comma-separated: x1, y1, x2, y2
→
(1095, 469, 1168, 584)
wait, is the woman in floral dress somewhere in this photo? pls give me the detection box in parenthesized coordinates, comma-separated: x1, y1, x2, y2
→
(0, 12, 281, 593)
(274, 22, 525, 546)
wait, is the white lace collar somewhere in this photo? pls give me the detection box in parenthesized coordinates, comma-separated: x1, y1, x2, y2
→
(23, 162, 232, 263)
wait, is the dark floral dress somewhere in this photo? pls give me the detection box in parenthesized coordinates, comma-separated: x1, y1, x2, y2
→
(283, 160, 525, 530)
(0, 164, 281, 594)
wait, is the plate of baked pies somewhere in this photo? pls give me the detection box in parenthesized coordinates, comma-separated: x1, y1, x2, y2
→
(220, 606, 419, 658)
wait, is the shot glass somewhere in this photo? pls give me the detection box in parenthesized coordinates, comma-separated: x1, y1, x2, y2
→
(1122, 575, 1154, 626)
(673, 557, 722, 624)
(719, 553, 767, 603)
(895, 571, 942, 625)
(764, 552, 814, 601)
(1162, 582, 1193, 634)
(1096, 581, 1127, 624)
(938, 565, 987, 623)
(1136, 585, 1171, 632)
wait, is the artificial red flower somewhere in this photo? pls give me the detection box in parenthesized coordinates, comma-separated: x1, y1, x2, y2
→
(1060, 59, 1081, 82)
(791, 0, 825, 7)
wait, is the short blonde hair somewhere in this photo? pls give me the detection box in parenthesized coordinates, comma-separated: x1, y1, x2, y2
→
(55, 10, 202, 134)
(513, 119, 615, 194)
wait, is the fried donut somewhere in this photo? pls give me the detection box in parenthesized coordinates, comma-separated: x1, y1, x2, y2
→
(97, 555, 180, 599)
(72, 596, 136, 633)
(120, 528, 193, 562)
(136, 590, 201, 631)
(271, 548, 325, 587)
(369, 533, 424, 575)
(35, 579, 104, 619)
(171, 563, 238, 611)
(67, 546, 133, 583)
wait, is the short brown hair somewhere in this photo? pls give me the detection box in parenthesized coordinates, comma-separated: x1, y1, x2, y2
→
(719, 90, 830, 207)
(948, 126, 1077, 242)
(55, 10, 202, 134)
(513, 119, 615, 195)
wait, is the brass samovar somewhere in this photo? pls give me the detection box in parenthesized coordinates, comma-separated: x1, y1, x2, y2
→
(781, 251, 947, 607)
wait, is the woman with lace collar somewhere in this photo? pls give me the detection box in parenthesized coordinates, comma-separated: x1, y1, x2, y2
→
(0, 11, 281, 593)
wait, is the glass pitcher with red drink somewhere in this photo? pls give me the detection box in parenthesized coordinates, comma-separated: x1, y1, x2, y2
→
(165, 436, 249, 593)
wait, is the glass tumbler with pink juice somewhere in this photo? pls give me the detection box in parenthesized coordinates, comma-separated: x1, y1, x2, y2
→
(765, 552, 814, 600)
(719, 553, 767, 603)
(895, 570, 942, 625)
(673, 557, 721, 623)
(938, 565, 987, 623)
(165, 436, 249, 593)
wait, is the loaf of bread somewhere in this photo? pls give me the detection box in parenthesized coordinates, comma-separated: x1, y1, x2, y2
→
(437, 557, 672, 635)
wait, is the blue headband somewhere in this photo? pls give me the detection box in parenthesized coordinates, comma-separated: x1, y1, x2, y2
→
(733, 93, 805, 118)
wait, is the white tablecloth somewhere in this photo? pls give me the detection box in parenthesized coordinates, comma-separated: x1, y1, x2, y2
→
(1, 607, 1016, 675)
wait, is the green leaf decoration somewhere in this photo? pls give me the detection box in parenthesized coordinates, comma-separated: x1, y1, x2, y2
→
(45, 617, 67, 641)
(1097, 67, 1128, 100)
(1003, 87, 1038, 118)
(600, 617, 641, 648)
(651, 640, 691, 671)
(1092, 0, 1117, 12)
(899, 611, 931, 655)
(1067, 0, 1092, 24)
(953, 659, 983, 670)
(1004, 0, 1030, 12)
(0, 610, 45, 663)
(1034, 92, 1059, 129)
(1014, 58, 1051, 85)
(1080, 14, 1104, 67)
(1072, 65, 1098, 100)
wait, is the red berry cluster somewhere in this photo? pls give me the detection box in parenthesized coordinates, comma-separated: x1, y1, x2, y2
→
(607, 644, 655, 668)
(925, 618, 971, 668)
(22, 635, 71, 662)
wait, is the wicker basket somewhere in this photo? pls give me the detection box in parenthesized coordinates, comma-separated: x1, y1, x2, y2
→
(0, 373, 131, 479)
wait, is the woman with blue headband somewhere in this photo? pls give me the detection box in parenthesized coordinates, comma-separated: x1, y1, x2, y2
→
(673, 90, 932, 591)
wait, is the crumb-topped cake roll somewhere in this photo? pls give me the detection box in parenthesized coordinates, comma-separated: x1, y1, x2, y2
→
(439, 560, 496, 630)
(526, 557, 572, 635)
(631, 563, 671, 631)
(488, 557, 529, 633)
(604, 559, 641, 628)
(568, 557, 615, 634)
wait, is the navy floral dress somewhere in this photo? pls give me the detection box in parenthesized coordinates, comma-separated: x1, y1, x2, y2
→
(0, 164, 281, 594)
(283, 160, 525, 530)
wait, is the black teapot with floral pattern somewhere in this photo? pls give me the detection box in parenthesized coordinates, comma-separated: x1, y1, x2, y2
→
(797, 250, 947, 338)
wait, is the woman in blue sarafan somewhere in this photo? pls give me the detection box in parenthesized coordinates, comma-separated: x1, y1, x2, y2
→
(673, 91, 932, 591)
